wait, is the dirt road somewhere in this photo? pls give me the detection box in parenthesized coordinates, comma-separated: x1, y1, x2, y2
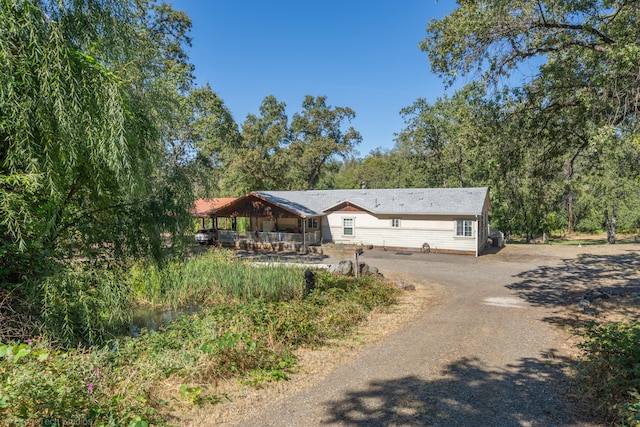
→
(210, 243, 640, 426)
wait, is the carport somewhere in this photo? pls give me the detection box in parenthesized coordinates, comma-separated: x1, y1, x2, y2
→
(211, 193, 322, 247)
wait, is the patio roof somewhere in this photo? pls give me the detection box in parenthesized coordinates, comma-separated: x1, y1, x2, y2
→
(192, 198, 237, 218)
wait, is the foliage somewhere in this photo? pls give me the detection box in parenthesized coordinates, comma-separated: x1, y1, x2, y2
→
(39, 263, 131, 347)
(129, 249, 304, 306)
(0, 341, 150, 426)
(222, 95, 290, 193)
(288, 95, 362, 189)
(579, 322, 640, 425)
(392, 0, 640, 240)
(218, 94, 362, 193)
(0, 0, 198, 282)
(0, 255, 399, 425)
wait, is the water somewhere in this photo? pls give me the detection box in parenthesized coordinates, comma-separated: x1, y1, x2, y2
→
(129, 304, 201, 337)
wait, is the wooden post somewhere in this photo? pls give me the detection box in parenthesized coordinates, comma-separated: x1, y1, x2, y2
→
(302, 218, 306, 247)
(354, 250, 358, 278)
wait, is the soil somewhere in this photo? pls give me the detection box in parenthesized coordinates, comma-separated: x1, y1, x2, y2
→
(176, 238, 640, 426)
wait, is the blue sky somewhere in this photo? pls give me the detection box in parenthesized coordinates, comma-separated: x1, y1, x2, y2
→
(169, 1, 458, 156)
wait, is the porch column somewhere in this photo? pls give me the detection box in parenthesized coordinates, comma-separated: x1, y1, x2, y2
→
(302, 217, 306, 246)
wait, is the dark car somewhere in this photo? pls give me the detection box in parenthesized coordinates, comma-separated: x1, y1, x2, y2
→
(195, 228, 215, 245)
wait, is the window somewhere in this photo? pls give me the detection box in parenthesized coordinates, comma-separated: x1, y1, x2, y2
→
(456, 220, 473, 237)
(343, 218, 354, 236)
(391, 218, 400, 228)
(298, 218, 318, 229)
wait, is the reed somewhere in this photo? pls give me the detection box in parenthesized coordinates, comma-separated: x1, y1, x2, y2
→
(130, 249, 304, 307)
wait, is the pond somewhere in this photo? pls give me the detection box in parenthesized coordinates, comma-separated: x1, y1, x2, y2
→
(129, 304, 201, 338)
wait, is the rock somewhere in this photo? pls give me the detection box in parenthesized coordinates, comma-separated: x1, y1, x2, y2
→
(358, 262, 369, 276)
(577, 299, 591, 308)
(396, 280, 416, 291)
(329, 260, 352, 275)
(584, 289, 605, 301)
(605, 288, 625, 297)
(368, 266, 379, 275)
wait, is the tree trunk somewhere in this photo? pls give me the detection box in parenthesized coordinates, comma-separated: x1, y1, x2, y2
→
(604, 205, 617, 244)
(567, 191, 574, 234)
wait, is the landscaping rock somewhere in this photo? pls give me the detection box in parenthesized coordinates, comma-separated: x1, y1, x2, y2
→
(577, 299, 591, 308)
(395, 280, 416, 291)
(358, 262, 369, 276)
(328, 260, 353, 276)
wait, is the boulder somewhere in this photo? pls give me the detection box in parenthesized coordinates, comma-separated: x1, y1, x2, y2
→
(358, 262, 369, 276)
(395, 280, 416, 291)
(328, 260, 353, 276)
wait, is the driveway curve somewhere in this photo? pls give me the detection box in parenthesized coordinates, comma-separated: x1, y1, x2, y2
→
(215, 245, 619, 427)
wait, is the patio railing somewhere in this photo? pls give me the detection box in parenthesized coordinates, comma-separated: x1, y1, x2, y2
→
(217, 230, 321, 245)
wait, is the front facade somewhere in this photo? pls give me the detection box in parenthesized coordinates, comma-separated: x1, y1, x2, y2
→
(203, 187, 491, 256)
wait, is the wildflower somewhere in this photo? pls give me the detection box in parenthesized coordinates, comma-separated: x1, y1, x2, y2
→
(24, 339, 33, 345)
(93, 369, 101, 378)
(87, 383, 94, 393)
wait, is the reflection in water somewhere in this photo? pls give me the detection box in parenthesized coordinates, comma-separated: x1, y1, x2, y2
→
(130, 304, 201, 337)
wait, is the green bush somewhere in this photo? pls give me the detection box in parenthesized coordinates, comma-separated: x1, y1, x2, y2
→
(1, 251, 400, 425)
(579, 322, 640, 425)
(0, 341, 150, 426)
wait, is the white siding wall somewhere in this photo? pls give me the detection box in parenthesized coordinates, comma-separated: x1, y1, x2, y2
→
(323, 212, 477, 253)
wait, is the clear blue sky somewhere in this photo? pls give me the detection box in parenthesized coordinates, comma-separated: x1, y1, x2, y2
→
(169, 1, 458, 156)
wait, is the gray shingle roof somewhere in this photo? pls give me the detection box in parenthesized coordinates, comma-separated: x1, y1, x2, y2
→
(254, 187, 489, 217)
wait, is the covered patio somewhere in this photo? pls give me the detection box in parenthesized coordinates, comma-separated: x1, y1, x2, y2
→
(195, 193, 322, 250)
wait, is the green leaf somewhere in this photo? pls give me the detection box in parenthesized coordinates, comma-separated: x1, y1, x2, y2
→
(13, 348, 30, 362)
(127, 417, 149, 427)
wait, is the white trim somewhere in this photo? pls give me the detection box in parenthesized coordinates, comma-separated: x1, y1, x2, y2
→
(455, 219, 473, 237)
(342, 217, 355, 237)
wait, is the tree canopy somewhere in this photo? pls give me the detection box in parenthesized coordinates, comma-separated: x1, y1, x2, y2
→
(412, 0, 640, 241)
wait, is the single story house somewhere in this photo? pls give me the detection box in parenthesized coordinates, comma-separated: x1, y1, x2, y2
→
(205, 187, 491, 256)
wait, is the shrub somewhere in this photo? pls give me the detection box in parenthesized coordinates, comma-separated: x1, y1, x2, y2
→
(0, 341, 151, 426)
(579, 322, 640, 425)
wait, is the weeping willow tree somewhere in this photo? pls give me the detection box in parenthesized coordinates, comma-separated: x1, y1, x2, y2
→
(0, 0, 195, 344)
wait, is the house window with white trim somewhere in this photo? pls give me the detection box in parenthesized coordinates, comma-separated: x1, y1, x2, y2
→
(391, 218, 400, 228)
(343, 218, 354, 236)
(456, 220, 473, 237)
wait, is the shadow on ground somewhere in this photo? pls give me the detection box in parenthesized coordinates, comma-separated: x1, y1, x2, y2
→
(322, 351, 592, 426)
(507, 249, 640, 327)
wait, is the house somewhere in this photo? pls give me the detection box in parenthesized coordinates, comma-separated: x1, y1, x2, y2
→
(205, 187, 491, 256)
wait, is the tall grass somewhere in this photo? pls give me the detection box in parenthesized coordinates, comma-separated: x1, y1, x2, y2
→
(129, 249, 305, 307)
(2, 263, 400, 426)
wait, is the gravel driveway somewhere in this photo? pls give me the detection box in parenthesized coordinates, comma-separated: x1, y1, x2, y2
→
(207, 244, 640, 426)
